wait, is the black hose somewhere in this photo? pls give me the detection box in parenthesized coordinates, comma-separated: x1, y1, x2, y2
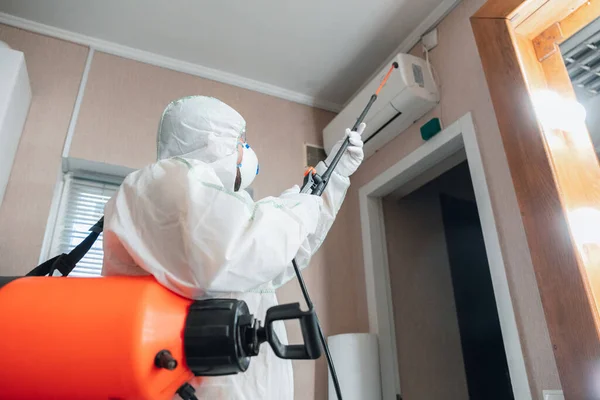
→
(292, 259, 343, 400)
(295, 92, 384, 400)
(177, 383, 199, 400)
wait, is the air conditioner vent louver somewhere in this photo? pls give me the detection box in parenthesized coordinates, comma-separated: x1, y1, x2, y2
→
(322, 54, 439, 159)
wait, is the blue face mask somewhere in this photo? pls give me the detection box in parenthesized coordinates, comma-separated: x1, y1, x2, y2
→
(237, 142, 259, 190)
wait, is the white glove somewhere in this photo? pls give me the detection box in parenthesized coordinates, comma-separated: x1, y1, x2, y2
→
(325, 123, 366, 177)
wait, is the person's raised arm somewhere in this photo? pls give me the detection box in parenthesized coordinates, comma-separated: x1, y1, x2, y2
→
(269, 124, 366, 287)
(104, 159, 325, 298)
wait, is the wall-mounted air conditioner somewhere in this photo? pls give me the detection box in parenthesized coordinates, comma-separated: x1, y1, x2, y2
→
(323, 53, 439, 158)
(0, 44, 32, 207)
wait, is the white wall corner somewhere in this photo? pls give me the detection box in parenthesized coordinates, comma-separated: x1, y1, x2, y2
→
(38, 167, 65, 263)
(62, 48, 94, 159)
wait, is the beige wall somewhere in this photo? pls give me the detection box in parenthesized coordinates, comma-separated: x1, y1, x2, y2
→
(383, 164, 473, 400)
(339, 0, 562, 397)
(0, 25, 335, 399)
(0, 25, 88, 275)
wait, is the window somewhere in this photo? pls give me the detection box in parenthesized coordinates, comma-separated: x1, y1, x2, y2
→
(48, 174, 120, 277)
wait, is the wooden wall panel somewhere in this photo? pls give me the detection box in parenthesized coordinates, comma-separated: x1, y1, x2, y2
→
(472, 1, 600, 397)
(515, 0, 588, 38)
(559, 0, 600, 41)
(472, 0, 529, 19)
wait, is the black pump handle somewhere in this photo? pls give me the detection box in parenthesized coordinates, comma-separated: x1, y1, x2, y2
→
(264, 303, 322, 360)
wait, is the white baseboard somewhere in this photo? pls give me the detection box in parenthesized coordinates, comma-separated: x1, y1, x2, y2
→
(543, 390, 564, 400)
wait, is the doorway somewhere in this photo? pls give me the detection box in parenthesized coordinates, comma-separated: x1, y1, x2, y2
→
(359, 113, 529, 399)
(383, 162, 513, 400)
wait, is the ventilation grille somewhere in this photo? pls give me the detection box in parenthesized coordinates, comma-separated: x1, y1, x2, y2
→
(306, 144, 327, 167)
(563, 21, 600, 97)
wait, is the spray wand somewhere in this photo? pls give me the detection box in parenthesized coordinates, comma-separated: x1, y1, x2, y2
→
(295, 61, 398, 400)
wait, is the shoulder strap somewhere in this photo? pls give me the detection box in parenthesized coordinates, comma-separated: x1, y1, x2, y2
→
(27, 217, 104, 277)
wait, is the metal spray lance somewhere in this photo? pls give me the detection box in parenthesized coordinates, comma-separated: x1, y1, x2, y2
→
(295, 61, 399, 400)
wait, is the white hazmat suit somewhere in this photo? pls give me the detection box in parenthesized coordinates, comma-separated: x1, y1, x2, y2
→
(102, 96, 365, 399)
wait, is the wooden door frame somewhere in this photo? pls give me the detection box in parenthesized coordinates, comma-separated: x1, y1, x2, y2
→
(471, 1, 600, 399)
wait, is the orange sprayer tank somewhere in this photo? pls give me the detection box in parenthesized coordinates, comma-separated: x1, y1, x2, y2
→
(0, 274, 322, 400)
(0, 275, 196, 400)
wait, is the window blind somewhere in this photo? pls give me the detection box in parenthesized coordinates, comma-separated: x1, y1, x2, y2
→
(49, 175, 120, 277)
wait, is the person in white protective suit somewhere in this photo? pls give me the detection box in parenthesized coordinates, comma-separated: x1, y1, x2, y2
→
(101, 96, 365, 399)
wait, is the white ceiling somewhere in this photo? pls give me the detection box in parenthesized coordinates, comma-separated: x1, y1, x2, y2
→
(0, 0, 452, 110)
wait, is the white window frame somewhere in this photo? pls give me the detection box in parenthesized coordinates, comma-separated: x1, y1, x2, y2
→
(39, 158, 135, 273)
